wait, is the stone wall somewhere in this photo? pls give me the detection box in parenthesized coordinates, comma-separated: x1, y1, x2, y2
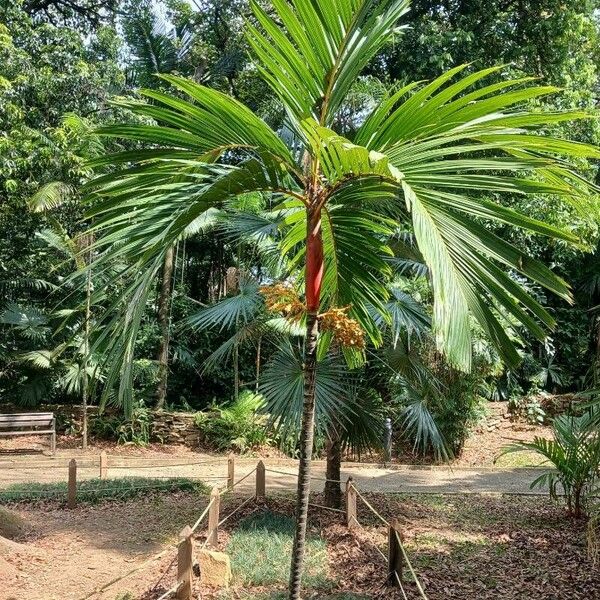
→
(151, 411, 201, 446)
(0, 403, 204, 447)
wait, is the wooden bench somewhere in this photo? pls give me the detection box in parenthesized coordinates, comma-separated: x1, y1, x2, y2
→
(0, 412, 56, 454)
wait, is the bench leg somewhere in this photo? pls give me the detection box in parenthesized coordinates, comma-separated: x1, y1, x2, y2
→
(51, 425, 56, 455)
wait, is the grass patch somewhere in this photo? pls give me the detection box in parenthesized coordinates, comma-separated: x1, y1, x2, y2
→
(226, 511, 331, 589)
(493, 450, 547, 468)
(0, 477, 208, 505)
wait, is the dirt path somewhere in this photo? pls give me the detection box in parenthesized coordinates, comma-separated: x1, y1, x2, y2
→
(0, 450, 543, 495)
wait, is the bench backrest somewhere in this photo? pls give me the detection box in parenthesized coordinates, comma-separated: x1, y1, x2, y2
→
(0, 413, 54, 430)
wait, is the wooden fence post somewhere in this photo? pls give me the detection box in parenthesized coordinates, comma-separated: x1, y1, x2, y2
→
(99, 451, 108, 480)
(388, 518, 404, 587)
(345, 477, 357, 530)
(67, 458, 77, 509)
(255, 460, 265, 499)
(227, 454, 235, 491)
(207, 486, 220, 548)
(177, 525, 193, 600)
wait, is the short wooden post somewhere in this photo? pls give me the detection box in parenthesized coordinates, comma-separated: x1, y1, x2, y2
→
(67, 458, 77, 509)
(99, 451, 108, 480)
(388, 518, 404, 587)
(227, 454, 235, 491)
(207, 486, 220, 548)
(255, 460, 265, 499)
(177, 525, 193, 600)
(345, 477, 357, 530)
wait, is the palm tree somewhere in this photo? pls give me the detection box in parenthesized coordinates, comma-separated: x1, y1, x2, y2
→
(84, 1, 599, 596)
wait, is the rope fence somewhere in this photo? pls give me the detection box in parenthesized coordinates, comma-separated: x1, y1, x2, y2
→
(6, 453, 429, 600)
(0, 454, 226, 471)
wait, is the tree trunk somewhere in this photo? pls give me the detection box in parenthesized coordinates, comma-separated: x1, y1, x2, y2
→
(324, 422, 342, 508)
(233, 339, 240, 401)
(81, 234, 93, 451)
(573, 487, 583, 519)
(82, 264, 91, 451)
(255, 335, 262, 393)
(288, 206, 323, 600)
(288, 310, 319, 599)
(156, 246, 175, 409)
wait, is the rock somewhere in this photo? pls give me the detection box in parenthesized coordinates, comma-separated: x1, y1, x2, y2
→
(197, 549, 232, 588)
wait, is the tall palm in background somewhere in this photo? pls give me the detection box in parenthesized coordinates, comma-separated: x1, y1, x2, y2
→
(122, 3, 197, 408)
(84, 0, 600, 596)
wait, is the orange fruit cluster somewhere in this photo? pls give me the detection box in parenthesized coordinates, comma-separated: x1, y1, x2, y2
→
(259, 283, 305, 320)
(319, 307, 365, 349)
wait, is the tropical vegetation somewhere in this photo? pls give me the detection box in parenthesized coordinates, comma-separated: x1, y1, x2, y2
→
(2, 0, 600, 596)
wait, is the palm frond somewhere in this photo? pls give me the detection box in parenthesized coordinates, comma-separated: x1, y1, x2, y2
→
(186, 277, 264, 331)
(247, 0, 410, 125)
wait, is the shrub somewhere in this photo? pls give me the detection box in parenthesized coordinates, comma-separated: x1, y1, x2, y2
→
(194, 391, 271, 453)
(500, 410, 600, 517)
(509, 395, 547, 425)
(89, 402, 152, 446)
(115, 402, 152, 445)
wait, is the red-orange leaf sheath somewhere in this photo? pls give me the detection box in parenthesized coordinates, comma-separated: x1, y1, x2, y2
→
(305, 208, 324, 313)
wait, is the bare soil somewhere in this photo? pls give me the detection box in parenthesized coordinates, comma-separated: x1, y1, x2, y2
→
(0, 491, 596, 600)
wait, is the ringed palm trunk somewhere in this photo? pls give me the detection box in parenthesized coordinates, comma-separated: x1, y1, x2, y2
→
(324, 422, 342, 508)
(156, 246, 175, 409)
(288, 206, 323, 600)
(82, 264, 92, 451)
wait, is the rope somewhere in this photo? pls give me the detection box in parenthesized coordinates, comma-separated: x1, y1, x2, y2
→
(218, 494, 254, 526)
(263, 467, 343, 485)
(264, 467, 298, 477)
(78, 494, 215, 599)
(309, 474, 345, 484)
(79, 546, 174, 599)
(396, 530, 429, 600)
(227, 467, 257, 490)
(156, 581, 181, 600)
(191, 496, 216, 533)
(308, 502, 345, 514)
(150, 554, 178, 592)
(1, 480, 207, 502)
(351, 517, 388, 563)
(103, 460, 224, 470)
(394, 570, 410, 600)
(353, 485, 390, 527)
(0, 458, 226, 471)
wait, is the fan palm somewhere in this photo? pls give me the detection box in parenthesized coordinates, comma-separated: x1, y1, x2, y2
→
(84, 0, 600, 595)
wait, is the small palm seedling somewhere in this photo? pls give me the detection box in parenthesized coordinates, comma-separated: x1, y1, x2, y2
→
(500, 410, 600, 517)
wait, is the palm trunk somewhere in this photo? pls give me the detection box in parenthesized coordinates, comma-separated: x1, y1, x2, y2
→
(156, 246, 175, 409)
(233, 340, 240, 400)
(82, 263, 92, 451)
(288, 206, 323, 600)
(324, 422, 342, 508)
(255, 335, 262, 393)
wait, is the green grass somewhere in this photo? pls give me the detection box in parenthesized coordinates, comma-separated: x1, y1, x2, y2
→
(493, 450, 548, 468)
(226, 511, 332, 590)
(0, 477, 208, 505)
